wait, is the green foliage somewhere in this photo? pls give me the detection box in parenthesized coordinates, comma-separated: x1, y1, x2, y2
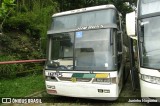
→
(0, 0, 16, 33)
(0, 55, 24, 79)
(0, 0, 15, 17)
(0, 74, 45, 97)
(0, 34, 12, 46)
(3, 0, 58, 53)
(0, 32, 43, 79)
(0, 0, 58, 79)
(55, 0, 137, 18)
(1, 32, 42, 59)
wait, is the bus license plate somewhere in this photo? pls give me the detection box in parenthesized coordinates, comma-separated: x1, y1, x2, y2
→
(47, 72, 62, 77)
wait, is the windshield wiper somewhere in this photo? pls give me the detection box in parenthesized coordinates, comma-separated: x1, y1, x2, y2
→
(46, 60, 70, 70)
(110, 30, 113, 45)
(46, 60, 60, 69)
(110, 30, 115, 56)
(140, 22, 144, 43)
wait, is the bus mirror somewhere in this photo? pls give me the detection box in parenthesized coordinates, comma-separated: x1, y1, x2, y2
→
(126, 11, 137, 40)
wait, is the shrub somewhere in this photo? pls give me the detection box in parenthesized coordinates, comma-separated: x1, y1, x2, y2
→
(0, 1, 58, 79)
(0, 55, 24, 79)
(3, 5, 57, 54)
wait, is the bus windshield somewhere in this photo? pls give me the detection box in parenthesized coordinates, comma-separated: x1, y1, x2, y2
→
(75, 29, 116, 70)
(140, 16, 160, 69)
(140, 0, 160, 16)
(50, 32, 74, 60)
(49, 29, 117, 71)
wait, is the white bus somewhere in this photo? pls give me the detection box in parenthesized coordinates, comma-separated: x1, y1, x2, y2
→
(126, 0, 160, 101)
(44, 4, 127, 100)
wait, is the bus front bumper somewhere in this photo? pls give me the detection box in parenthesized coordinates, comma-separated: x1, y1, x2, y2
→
(45, 81, 118, 100)
(140, 79, 160, 102)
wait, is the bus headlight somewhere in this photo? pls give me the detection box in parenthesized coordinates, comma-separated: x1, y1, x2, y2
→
(141, 74, 160, 85)
(92, 77, 116, 84)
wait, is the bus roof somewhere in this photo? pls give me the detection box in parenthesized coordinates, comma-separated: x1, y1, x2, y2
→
(52, 4, 116, 17)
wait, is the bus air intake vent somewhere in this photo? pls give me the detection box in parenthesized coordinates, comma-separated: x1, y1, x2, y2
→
(58, 77, 92, 82)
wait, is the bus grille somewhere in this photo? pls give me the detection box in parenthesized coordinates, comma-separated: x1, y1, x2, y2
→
(58, 77, 92, 82)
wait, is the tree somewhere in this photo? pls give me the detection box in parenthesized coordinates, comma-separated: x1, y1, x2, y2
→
(0, 0, 15, 34)
(55, 0, 137, 17)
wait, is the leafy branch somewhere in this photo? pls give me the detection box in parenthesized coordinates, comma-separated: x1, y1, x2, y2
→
(0, 0, 15, 34)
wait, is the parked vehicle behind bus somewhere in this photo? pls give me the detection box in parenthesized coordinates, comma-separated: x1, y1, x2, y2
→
(126, 0, 160, 101)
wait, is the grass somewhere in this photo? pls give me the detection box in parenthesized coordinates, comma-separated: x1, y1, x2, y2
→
(0, 73, 151, 106)
(0, 74, 45, 97)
